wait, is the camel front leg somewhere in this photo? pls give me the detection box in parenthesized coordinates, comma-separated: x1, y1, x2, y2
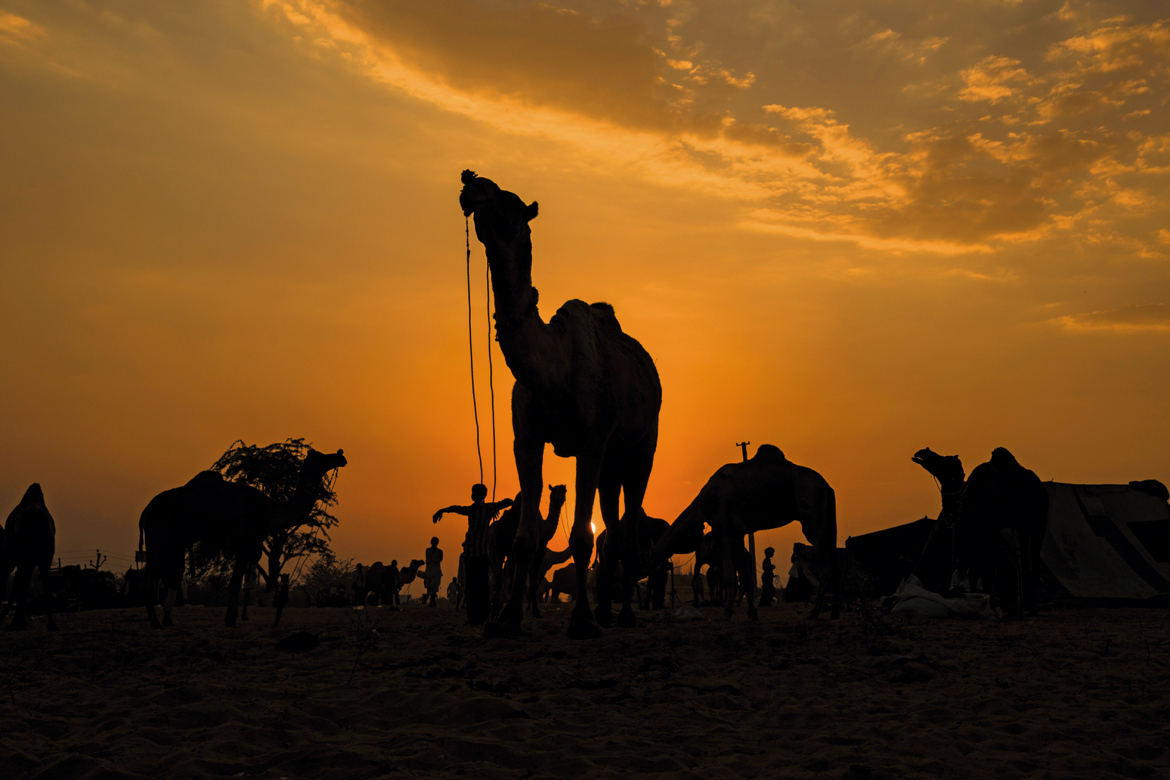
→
(493, 438, 544, 634)
(567, 448, 604, 640)
(732, 531, 758, 622)
(225, 561, 246, 627)
(40, 559, 58, 632)
(8, 565, 32, 630)
(717, 533, 738, 619)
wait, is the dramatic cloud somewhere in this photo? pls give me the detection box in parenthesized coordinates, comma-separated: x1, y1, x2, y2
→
(265, 0, 1170, 254)
(1056, 304, 1170, 333)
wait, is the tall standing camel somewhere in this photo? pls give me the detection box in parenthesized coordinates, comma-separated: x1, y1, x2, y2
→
(650, 444, 840, 620)
(913, 446, 1047, 616)
(1, 484, 59, 631)
(139, 448, 346, 628)
(460, 171, 662, 638)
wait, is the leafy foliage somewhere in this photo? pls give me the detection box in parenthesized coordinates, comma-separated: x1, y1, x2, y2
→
(210, 437, 342, 590)
(300, 550, 355, 596)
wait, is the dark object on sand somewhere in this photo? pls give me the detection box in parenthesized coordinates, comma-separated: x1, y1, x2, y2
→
(275, 631, 320, 652)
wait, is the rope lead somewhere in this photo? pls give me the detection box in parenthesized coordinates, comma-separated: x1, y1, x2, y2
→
(466, 217, 484, 485)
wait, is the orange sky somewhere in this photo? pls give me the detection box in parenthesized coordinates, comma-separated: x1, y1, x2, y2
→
(1, 0, 1168, 574)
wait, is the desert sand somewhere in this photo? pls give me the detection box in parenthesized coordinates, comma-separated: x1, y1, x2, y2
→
(2, 599, 1167, 780)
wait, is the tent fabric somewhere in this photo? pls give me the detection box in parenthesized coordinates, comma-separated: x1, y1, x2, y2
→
(847, 481, 1170, 603)
(1042, 482, 1170, 600)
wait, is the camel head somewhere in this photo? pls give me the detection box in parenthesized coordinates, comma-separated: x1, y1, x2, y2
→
(548, 484, 568, 513)
(912, 448, 965, 485)
(303, 448, 347, 478)
(459, 171, 538, 297)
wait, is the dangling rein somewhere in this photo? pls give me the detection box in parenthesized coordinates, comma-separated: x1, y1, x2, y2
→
(466, 217, 497, 500)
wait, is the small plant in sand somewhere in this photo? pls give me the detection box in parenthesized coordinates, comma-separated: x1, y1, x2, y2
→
(346, 606, 388, 686)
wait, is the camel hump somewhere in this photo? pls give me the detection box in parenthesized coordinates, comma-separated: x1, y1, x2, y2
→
(755, 444, 787, 461)
(990, 447, 1020, 469)
(187, 471, 225, 488)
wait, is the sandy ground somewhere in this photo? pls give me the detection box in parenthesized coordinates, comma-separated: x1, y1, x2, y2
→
(1, 598, 1168, 780)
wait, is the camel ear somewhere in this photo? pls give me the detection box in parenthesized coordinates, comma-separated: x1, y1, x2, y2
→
(526, 201, 539, 221)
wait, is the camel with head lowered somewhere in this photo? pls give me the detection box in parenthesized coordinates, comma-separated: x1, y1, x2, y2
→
(650, 444, 840, 620)
(913, 446, 1047, 617)
(460, 171, 662, 639)
(139, 447, 346, 628)
(1, 484, 59, 631)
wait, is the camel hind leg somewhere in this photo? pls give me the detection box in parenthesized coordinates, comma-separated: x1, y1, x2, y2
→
(613, 436, 656, 629)
(39, 557, 58, 632)
(807, 486, 840, 620)
(593, 473, 622, 628)
(566, 447, 605, 640)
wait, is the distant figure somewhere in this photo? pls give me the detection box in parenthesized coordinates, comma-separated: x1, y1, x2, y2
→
(351, 562, 367, 606)
(433, 484, 512, 625)
(758, 547, 777, 607)
(784, 543, 818, 602)
(424, 537, 443, 607)
(386, 560, 400, 607)
(446, 577, 460, 607)
(365, 561, 384, 606)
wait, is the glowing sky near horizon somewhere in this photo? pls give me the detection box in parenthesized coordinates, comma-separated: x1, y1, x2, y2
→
(1, 0, 1168, 571)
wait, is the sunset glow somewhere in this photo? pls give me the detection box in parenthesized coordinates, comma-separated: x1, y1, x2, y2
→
(2, 0, 1168, 571)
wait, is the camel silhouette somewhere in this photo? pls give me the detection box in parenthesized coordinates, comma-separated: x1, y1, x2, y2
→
(596, 511, 670, 609)
(487, 484, 567, 619)
(139, 448, 347, 628)
(650, 444, 840, 620)
(396, 559, 426, 589)
(1, 484, 59, 631)
(460, 171, 662, 638)
(913, 446, 1048, 616)
(533, 543, 573, 603)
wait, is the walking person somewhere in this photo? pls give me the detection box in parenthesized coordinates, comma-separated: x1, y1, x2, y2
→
(424, 537, 443, 607)
(433, 484, 512, 625)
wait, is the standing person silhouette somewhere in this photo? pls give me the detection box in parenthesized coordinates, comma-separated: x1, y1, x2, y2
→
(433, 484, 513, 625)
(759, 547, 777, 607)
(424, 537, 443, 607)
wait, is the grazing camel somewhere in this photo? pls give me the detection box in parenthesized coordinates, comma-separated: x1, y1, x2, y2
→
(649, 444, 840, 620)
(1, 484, 59, 631)
(913, 446, 1048, 616)
(596, 512, 671, 609)
(534, 544, 573, 602)
(461, 171, 662, 638)
(139, 447, 346, 628)
(549, 562, 598, 604)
